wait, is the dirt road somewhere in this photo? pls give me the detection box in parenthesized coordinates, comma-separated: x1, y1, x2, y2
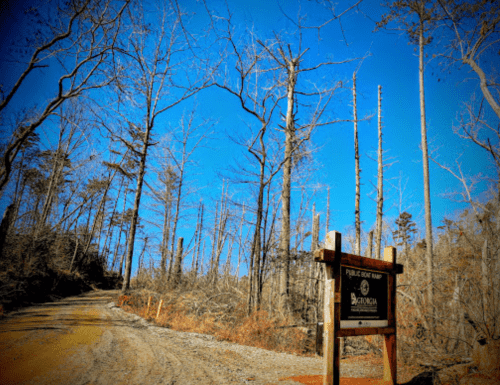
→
(0, 290, 382, 385)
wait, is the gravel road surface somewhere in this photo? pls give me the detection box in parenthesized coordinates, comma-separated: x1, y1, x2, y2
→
(0, 290, 381, 385)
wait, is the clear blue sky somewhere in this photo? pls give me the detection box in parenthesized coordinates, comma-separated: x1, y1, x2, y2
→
(0, 0, 496, 279)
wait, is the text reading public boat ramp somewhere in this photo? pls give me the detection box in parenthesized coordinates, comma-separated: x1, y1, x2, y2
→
(341, 266, 388, 328)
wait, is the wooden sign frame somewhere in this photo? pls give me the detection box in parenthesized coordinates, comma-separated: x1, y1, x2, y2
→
(315, 231, 404, 385)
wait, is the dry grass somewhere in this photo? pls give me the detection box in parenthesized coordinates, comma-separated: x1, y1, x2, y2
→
(115, 292, 431, 385)
(117, 291, 309, 355)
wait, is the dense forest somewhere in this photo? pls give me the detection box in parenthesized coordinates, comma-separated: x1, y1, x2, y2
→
(0, 0, 498, 371)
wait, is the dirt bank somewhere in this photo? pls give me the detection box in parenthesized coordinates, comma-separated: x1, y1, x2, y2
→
(0, 290, 387, 385)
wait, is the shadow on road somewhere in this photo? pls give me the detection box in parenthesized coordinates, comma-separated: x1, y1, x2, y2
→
(400, 371, 437, 385)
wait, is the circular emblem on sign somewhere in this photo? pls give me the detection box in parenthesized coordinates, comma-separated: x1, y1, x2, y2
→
(360, 279, 369, 296)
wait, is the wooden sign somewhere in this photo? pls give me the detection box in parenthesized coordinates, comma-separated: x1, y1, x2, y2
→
(317, 231, 403, 385)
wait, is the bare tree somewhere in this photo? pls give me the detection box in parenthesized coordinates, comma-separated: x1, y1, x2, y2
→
(213, 14, 287, 312)
(437, 0, 500, 119)
(378, 0, 440, 338)
(259, 37, 349, 314)
(0, 0, 129, 192)
(434, 0, 500, 293)
(36, 101, 93, 234)
(163, 111, 213, 282)
(98, 0, 217, 292)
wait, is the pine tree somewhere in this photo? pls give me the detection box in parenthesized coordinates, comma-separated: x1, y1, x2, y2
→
(393, 211, 417, 257)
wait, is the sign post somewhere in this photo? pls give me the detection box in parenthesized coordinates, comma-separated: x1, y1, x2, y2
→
(316, 231, 403, 385)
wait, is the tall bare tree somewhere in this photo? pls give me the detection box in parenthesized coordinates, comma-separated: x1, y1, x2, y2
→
(375, 85, 384, 260)
(353, 72, 361, 255)
(260, 37, 350, 313)
(378, 0, 440, 337)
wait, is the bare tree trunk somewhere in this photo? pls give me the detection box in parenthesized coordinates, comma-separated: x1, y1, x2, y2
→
(168, 166, 185, 281)
(463, 57, 500, 119)
(353, 72, 361, 256)
(252, 168, 267, 311)
(122, 123, 152, 292)
(419, 21, 434, 337)
(118, 222, 129, 277)
(172, 237, 184, 287)
(366, 230, 373, 258)
(278, 58, 297, 314)
(312, 214, 319, 258)
(375, 85, 384, 260)
(160, 170, 173, 277)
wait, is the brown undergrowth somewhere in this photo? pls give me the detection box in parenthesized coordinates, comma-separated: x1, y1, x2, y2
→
(117, 290, 310, 355)
(115, 292, 424, 384)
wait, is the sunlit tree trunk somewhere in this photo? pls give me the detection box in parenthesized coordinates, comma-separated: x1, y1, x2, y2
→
(375, 85, 384, 260)
(419, 21, 434, 337)
(353, 73, 361, 255)
(171, 237, 184, 287)
(160, 166, 174, 277)
(366, 230, 373, 258)
(278, 58, 297, 314)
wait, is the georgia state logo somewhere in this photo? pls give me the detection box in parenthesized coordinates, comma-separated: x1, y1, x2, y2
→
(360, 279, 369, 296)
